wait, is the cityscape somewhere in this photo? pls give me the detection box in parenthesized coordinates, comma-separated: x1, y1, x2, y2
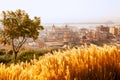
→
(19, 23, 120, 49)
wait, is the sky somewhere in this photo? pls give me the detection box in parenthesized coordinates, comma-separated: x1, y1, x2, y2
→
(0, 0, 120, 23)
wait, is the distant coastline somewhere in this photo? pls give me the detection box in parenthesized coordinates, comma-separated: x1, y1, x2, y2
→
(42, 22, 117, 29)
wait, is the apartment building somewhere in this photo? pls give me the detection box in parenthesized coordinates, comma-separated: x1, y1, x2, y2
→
(115, 25, 120, 36)
(95, 31, 108, 41)
(96, 25, 109, 32)
(109, 27, 118, 35)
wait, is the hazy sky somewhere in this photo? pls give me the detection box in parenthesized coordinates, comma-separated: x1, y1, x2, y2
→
(0, 0, 120, 23)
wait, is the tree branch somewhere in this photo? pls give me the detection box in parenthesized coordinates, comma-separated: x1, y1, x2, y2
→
(15, 37, 27, 52)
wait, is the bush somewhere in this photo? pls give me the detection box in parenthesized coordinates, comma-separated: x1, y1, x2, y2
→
(0, 47, 61, 63)
(17, 50, 35, 62)
(0, 49, 6, 55)
(7, 50, 13, 55)
(35, 49, 50, 56)
(17, 49, 47, 62)
(0, 54, 12, 63)
(0, 49, 13, 64)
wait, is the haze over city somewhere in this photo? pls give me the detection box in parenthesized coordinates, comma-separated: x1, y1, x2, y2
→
(0, 0, 120, 23)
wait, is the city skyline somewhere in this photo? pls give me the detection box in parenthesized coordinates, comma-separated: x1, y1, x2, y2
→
(0, 0, 120, 23)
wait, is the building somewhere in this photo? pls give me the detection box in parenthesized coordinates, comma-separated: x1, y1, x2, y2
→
(115, 25, 120, 36)
(95, 31, 108, 41)
(86, 30, 96, 39)
(109, 27, 118, 35)
(79, 28, 89, 38)
(96, 25, 109, 32)
(49, 25, 72, 41)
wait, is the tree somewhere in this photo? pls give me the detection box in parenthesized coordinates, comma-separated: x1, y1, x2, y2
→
(0, 9, 44, 62)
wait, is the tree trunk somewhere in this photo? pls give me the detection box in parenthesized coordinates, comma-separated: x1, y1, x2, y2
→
(14, 51, 18, 63)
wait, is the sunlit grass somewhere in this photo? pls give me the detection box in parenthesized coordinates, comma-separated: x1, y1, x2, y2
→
(0, 44, 120, 80)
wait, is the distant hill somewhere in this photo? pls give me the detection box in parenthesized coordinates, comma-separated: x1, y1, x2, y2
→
(43, 21, 115, 25)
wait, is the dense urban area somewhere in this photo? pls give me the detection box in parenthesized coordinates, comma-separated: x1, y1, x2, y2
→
(13, 24, 120, 48)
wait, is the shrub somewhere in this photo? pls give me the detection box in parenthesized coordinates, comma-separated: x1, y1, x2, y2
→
(17, 49, 47, 62)
(0, 49, 6, 55)
(7, 50, 13, 55)
(17, 50, 35, 62)
(0, 54, 12, 63)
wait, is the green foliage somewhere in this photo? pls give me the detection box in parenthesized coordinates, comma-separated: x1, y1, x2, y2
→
(7, 50, 13, 55)
(0, 49, 45, 63)
(17, 49, 46, 62)
(0, 49, 6, 55)
(0, 49, 13, 64)
(0, 54, 12, 63)
(0, 47, 60, 63)
(17, 50, 35, 62)
(17, 47, 60, 62)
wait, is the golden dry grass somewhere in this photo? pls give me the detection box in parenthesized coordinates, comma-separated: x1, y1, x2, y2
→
(0, 44, 120, 80)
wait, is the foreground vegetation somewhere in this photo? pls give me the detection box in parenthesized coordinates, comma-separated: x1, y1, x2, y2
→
(0, 44, 120, 80)
(0, 47, 59, 64)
